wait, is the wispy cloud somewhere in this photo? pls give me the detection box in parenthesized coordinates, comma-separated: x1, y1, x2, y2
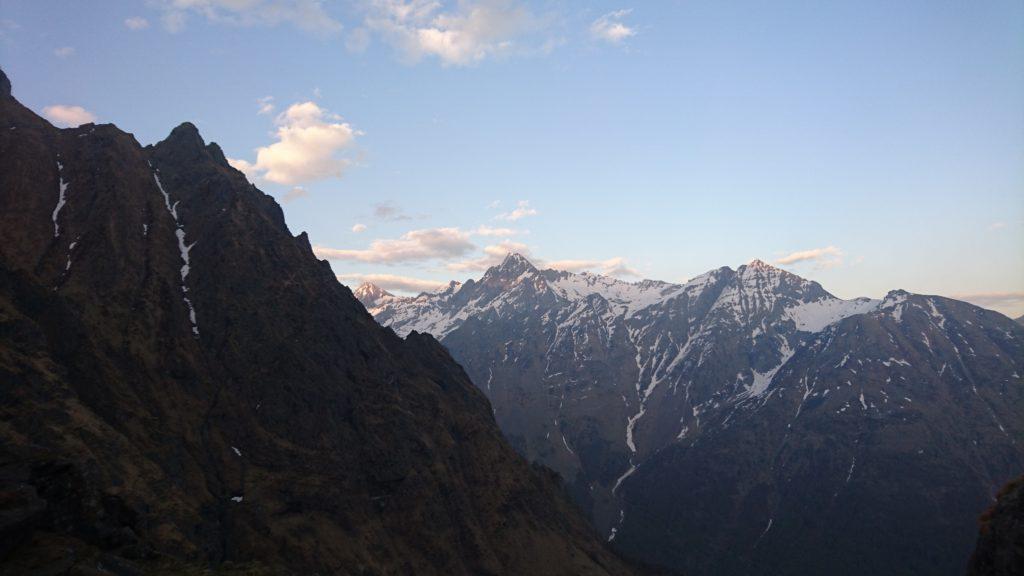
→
(42, 105, 97, 127)
(228, 101, 361, 186)
(337, 272, 448, 293)
(495, 200, 537, 221)
(590, 9, 635, 45)
(547, 256, 639, 277)
(774, 246, 843, 268)
(952, 291, 1024, 311)
(373, 201, 416, 221)
(53, 46, 75, 58)
(447, 240, 532, 272)
(314, 227, 474, 264)
(124, 16, 150, 30)
(352, 223, 368, 233)
(156, 0, 343, 35)
(361, 0, 553, 66)
(474, 224, 525, 237)
(256, 95, 275, 115)
(282, 186, 308, 202)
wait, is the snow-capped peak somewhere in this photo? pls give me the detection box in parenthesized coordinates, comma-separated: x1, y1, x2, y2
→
(354, 282, 395, 309)
(486, 252, 539, 280)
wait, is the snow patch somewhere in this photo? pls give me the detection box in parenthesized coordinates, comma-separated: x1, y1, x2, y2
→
(784, 297, 879, 332)
(52, 162, 69, 237)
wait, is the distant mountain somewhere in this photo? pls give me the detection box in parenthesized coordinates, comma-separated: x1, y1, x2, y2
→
(352, 282, 396, 310)
(0, 70, 636, 575)
(1016, 314, 1024, 326)
(361, 252, 1024, 576)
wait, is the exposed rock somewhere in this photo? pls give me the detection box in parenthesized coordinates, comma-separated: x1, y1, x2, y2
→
(968, 475, 1024, 576)
(0, 69, 636, 576)
(367, 253, 1024, 576)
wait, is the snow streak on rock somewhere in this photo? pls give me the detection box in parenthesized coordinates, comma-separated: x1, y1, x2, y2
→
(153, 171, 199, 336)
(52, 161, 69, 237)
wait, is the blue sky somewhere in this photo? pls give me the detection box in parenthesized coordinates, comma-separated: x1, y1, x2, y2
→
(3, 0, 1023, 316)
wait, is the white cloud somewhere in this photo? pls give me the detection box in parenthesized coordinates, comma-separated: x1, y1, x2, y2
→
(228, 101, 361, 186)
(547, 256, 639, 277)
(364, 0, 550, 66)
(53, 46, 75, 58)
(337, 272, 448, 293)
(495, 199, 537, 221)
(282, 186, 308, 202)
(474, 225, 524, 237)
(373, 201, 414, 221)
(314, 227, 474, 264)
(42, 105, 97, 127)
(774, 246, 843, 268)
(590, 9, 635, 45)
(352, 223, 368, 233)
(988, 221, 1007, 230)
(256, 95, 275, 115)
(124, 16, 150, 30)
(157, 0, 343, 34)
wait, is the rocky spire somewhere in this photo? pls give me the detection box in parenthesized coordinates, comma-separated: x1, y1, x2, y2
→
(1, 68, 11, 98)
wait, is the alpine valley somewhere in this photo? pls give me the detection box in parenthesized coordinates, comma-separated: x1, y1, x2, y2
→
(359, 253, 1024, 576)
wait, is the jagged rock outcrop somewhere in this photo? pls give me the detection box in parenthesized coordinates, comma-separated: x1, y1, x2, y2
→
(0, 69, 637, 576)
(968, 475, 1024, 576)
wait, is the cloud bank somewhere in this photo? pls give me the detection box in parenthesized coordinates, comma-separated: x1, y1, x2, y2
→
(314, 227, 474, 264)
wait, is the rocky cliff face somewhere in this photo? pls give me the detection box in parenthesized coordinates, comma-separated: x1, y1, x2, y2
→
(967, 475, 1024, 576)
(364, 253, 1024, 576)
(0, 69, 636, 576)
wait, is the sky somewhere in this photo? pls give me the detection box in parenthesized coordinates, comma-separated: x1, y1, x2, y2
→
(2, 0, 1023, 316)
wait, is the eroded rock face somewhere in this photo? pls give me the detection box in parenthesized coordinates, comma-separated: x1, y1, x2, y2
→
(968, 476, 1024, 576)
(365, 255, 1024, 576)
(0, 70, 636, 576)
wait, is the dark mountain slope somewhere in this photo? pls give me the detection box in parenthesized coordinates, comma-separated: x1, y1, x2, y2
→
(0, 69, 635, 576)
(616, 293, 1023, 576)
(364, 254, 1024, 576)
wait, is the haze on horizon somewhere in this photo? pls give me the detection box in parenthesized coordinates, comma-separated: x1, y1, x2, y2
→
(2, 0, 1022, 316)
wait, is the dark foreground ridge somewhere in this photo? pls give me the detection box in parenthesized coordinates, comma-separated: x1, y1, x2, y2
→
(0, 68, 638, 575)
(968, 475, 1024, 576)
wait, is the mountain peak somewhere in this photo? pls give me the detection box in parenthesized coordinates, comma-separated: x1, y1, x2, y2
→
(493, 252, 538, 276)
(502, 252, 533, 266)
(745, 258, 777, 271)
(153, 121, 207, 158)
(170, 121, 203, 141)
(0, 68, 10, 98)
(353, 282, 394, 308)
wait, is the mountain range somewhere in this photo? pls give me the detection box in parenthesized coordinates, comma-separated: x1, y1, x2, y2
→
(359, 253, 1024, 575)
(0, 69, 638, 575)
